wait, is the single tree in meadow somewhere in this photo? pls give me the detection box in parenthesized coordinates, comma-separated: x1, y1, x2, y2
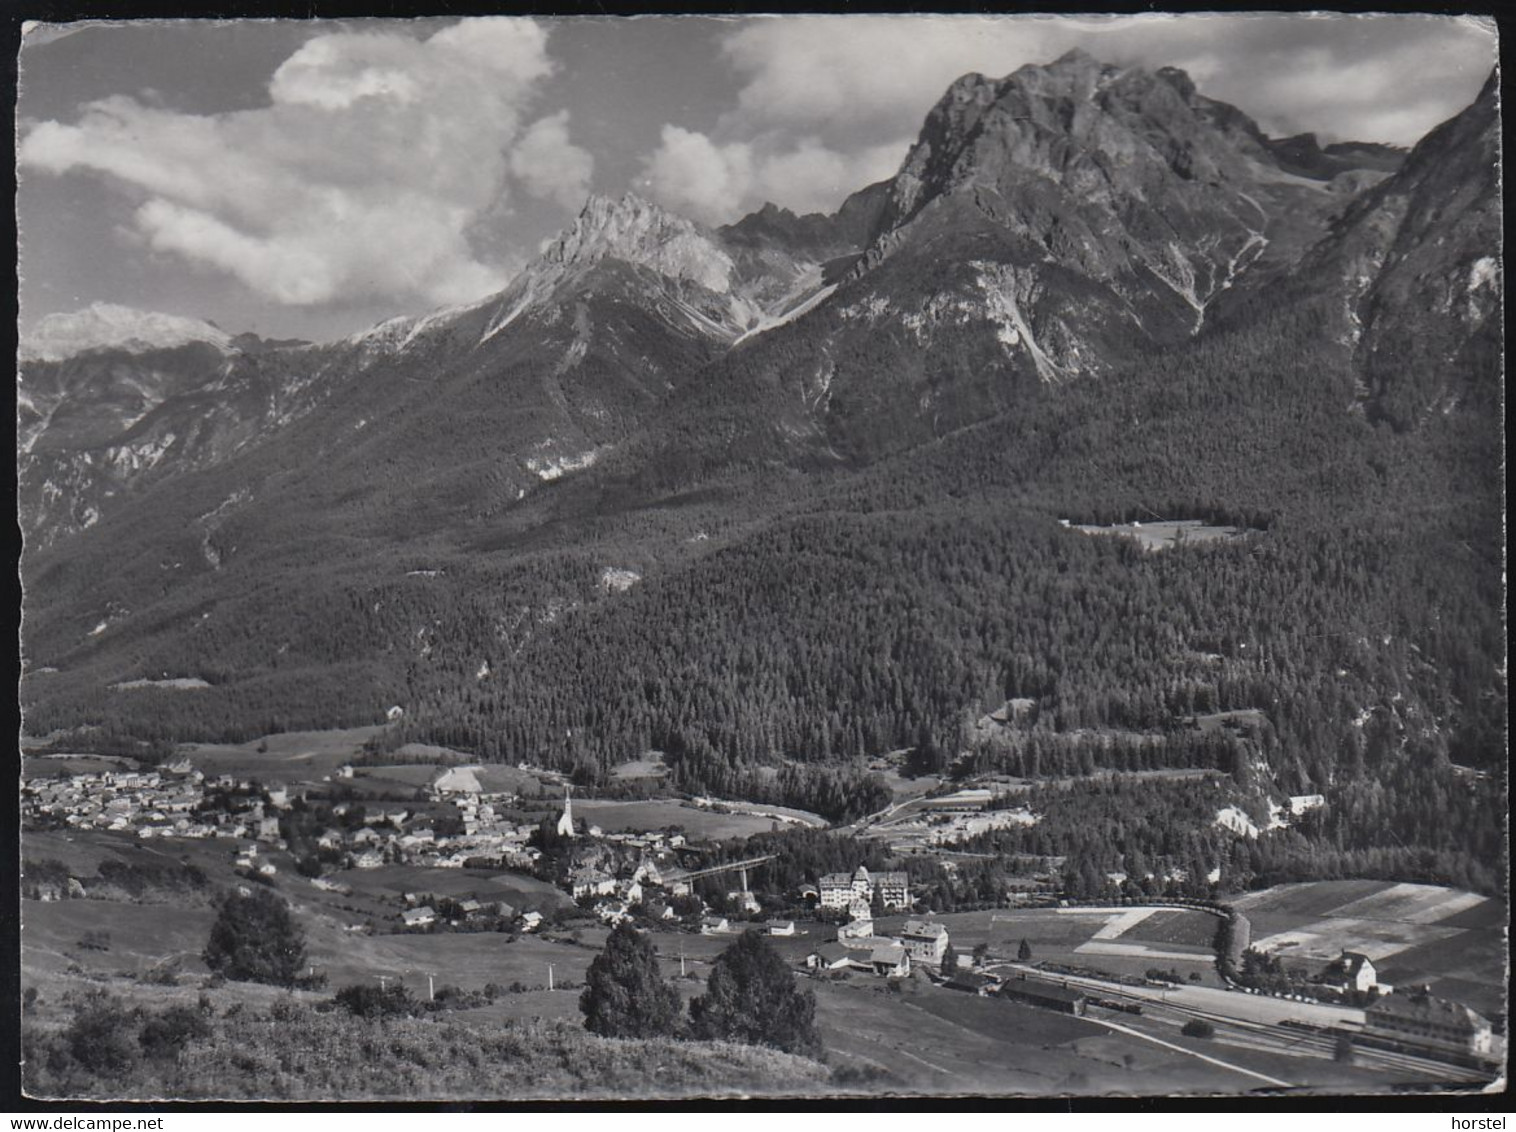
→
(1018, 938, 1033, 962)
(579, 921, 683, 1039)
(940, 943, 959, 978)
(203, 887, 306, 987)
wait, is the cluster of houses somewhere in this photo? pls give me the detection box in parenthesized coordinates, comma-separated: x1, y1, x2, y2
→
(393, 890, 545, 933)
(542, 789, 696, 927)
(807, 917, 952, 979)
(24, 759, 213, 840)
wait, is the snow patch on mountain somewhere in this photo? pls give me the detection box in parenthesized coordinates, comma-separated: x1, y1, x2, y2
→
(22, 304, 234, 362)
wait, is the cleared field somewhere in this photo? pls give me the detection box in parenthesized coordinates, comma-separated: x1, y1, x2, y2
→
(23, 754, 132, 780)
(1230, 881, 1506, 1016)
(1070, 519, 1250, 551)
(302, 923, 604, 1000)
(570, 799, 790, 840)
(873, 908, 1222, 984)
(1116, 909, 1221, 950)
(332, 864, 569, 914)
(179, 726, 388, 781)
(22, 899, 217, 979)
(1230, 880, 1393, 933)
(611, 753, 669, 780)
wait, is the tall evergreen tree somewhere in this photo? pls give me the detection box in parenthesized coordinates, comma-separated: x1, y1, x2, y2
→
(689, 930, 822, 1057)
(579, 922, 682, 1039)
(203, 887, 306, 987)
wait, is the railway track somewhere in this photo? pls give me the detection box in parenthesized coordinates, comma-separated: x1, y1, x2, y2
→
(991, 963, 1492, 1087)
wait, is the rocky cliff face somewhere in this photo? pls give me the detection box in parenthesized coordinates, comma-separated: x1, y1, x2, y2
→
(18, 339, 335, 544)
(1302, 70, 1500, 428)
(856, 48, 1399, 346)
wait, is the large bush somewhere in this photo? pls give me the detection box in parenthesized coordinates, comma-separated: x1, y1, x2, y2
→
(203, 887, 307, 986)
(64, 992, 140, 1075)
(332, 983, 418, 1018)
(138, 1005, 212, 1060)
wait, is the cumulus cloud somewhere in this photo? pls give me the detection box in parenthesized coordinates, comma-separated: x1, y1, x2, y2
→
(510, 111, 595, 211)
(643, 126, 908, 225)
(642, 13, 1495, 223)
(18, 17, 592, 308)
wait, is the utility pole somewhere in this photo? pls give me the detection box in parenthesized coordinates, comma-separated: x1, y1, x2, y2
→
(548, 963, 554, 992)
(428, 973, 435, 1002)
(680, 948, 686, 978)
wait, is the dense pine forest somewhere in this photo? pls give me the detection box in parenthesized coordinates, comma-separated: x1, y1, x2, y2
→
(24, 282, 1503, 897)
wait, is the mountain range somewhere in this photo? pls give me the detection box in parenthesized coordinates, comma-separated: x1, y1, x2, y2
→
(18, 50, 1502, 857)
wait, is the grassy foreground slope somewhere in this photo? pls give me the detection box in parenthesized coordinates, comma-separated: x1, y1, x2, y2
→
(24, 1001, 830, 1101)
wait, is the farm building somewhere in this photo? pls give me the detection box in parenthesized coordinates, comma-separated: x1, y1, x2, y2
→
(1365, 989, 1494, 1056)
(1330, 950, 1386, 994)
(1000, 975, 1088, 1016)
(400, 907, 436, 928)
(766, 920, 796, 936)
(899, 920, 950, 965)
(944, 971, 1000, 996)
(806, 943, 857, 972)
(870, 943, 910, 978)
(700, 915, 731, 935)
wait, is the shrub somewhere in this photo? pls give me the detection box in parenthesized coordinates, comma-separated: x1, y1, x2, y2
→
(65, 993, 140, 1074)
(1181, 1018, 1215, 1039)
(138, 1005, 212, 1060)
(332, 983, 418, 1018)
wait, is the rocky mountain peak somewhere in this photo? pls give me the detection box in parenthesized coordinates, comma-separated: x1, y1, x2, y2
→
(542, 191, 736, 294)
(21, 303, 235, 363)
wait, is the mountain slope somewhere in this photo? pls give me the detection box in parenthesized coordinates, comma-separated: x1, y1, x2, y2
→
(18, 53, 1500, 817)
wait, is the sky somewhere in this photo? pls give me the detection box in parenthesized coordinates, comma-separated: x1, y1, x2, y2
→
(15, 13, 1499, 344)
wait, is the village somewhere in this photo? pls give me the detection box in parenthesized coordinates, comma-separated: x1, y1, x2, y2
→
(20, 749, 1504, 1092)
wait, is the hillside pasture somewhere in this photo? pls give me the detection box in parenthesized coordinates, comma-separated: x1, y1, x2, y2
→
(611, 752, 669, 780)
(1113, 909, 1221, 951)
(23, 754, 134, 780)
(1230, 881, 1506, 1016)
(330, 864, 569, 914)
(179, 726, 387, 781)
(22, 898, 216, 980)
(569, 798, 787, 840)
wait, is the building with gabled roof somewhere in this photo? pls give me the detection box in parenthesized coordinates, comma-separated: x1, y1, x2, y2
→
(900, 920, 949, 965)
(869, 943, 910, 978)
(1365, 988, 1494, 1055)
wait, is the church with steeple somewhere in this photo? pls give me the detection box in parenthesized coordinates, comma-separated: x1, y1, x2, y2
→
(556, 785, 576, 839)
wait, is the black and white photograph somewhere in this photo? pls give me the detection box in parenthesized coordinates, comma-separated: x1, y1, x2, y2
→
(13, 12, 1505, 1102)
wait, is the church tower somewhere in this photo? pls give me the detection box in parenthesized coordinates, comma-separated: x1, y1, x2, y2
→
(556, 785, 575, 839)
